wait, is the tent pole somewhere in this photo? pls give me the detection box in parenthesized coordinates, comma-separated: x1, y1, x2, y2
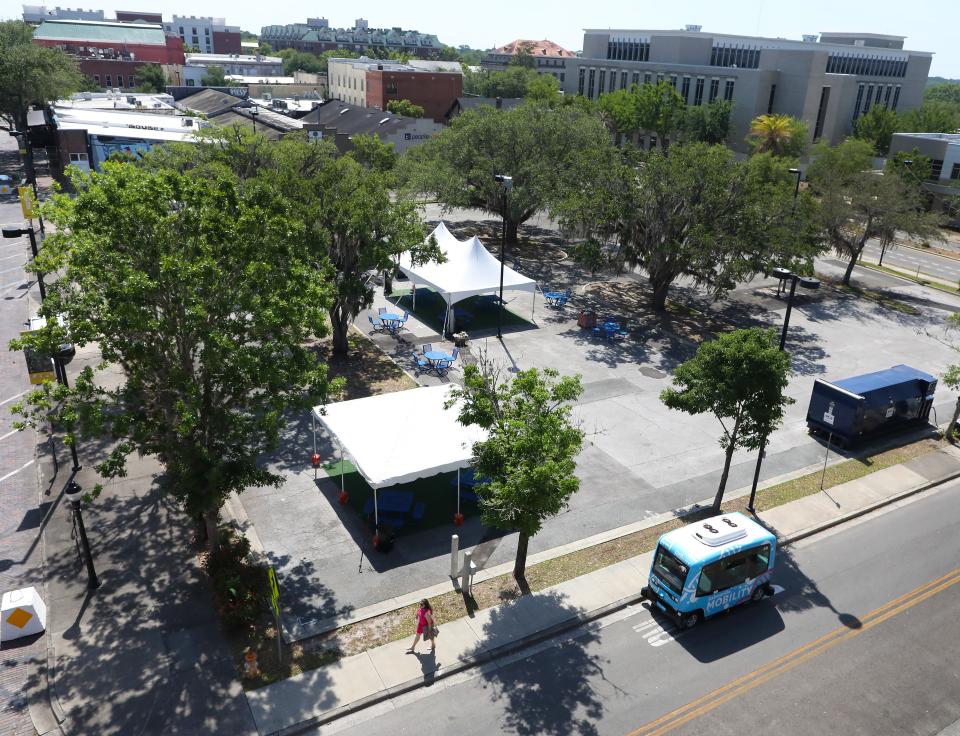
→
(374, 488, 379, 528)
(531, 289, 535, 322)
(457, 467, 461, 515)
(413, 282, 416, 310)
(339, 440, 344, 495)
(312, 412, 317, 459)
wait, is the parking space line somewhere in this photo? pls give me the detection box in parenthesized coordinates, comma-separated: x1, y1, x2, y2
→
(0, 459, 35, 484)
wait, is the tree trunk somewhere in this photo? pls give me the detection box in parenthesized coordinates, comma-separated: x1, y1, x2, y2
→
(841, 249, 861, 286)
(650, 277, 671, 311)
(204, 509, 221, 557)
(505, 219, 519, 245)
(383, 270, 393, 295)
(330, 305, 350, 357)
(513, 531, 530, 582)
(948, 397, 960, 443)
(713, 441, 738, 511)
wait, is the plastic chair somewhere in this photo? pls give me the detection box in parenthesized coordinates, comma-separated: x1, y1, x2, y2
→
(421, 343, 433, 354)
(450, 348, 460, 362)
(402, 311, 410, 322)
(368, 314, 384, 332)
(378, 307, 387, 315)
(411, 351, 430, 374)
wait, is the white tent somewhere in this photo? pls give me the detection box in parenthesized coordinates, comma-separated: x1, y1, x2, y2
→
(397, 222, 537, 333)
(312, 385, 488, 527)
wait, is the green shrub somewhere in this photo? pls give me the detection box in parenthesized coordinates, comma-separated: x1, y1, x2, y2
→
(207, 528, 263, 630)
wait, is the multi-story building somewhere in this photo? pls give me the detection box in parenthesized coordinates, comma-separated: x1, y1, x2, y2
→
(114, 10, 163, 23)
(564, 26, 933, 150)
(327, 57, 462, 122)
(22, 5, 105, 23)
(260, 19, 443, 59)
(481, 39, 577, 85)
(163, 15, 241, 55)
(32, 19, 185, 90)
(185, 53, 284, 78)
(890, 133, 960, 183)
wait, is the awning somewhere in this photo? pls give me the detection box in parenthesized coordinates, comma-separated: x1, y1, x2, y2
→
(312, 385, 488, 489)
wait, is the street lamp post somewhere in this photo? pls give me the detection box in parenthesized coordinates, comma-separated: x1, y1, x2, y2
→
(789, 167, 801, 214)
(747, 267, 820, 513)
(65, 481, 100, 590)
(9, 130, 46, 236)
(493, 174, 513, 340)
(250, 107, 259, 133)
(2, 225, 46, 301)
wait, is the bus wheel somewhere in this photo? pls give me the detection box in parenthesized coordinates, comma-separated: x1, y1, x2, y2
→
(751, 585, 766, 602)
(681, 612, 701, 630)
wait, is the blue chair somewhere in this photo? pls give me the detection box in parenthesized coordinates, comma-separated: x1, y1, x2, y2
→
(378, 307, 388, 315)
(450, 347, 459, 362)
(412, 351, 430, 374)
(421, 343, 433, 353)
(402, 311, 410, 322)
(368, 314, 384, 332)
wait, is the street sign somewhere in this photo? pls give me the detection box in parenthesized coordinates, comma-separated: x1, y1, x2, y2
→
(18, 186, 36, 219)
(267, 566, 279, 602)
(20, 329, 55, 384)
(267, 567, 282, 662)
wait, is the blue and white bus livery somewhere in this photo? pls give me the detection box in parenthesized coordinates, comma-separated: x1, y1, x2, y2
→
(640, 512, 777, 629)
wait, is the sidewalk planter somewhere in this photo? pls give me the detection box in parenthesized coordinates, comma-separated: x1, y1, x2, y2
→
(578, 310, 597, 329)
(453, 331, 469, 347)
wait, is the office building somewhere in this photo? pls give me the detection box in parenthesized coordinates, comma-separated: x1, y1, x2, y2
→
(32, 19, 185, 90)
(328, 57, 462, 122)
(22, 5, 105, 23)
(564, 27, 933, 150)
(164, 15, 241, 55)
(182, 52, 284, 87)
(260, 20, 443, 59)
(482, 39, 576, 84)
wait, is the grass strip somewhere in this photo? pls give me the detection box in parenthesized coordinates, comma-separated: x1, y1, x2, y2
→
(236, 436, 941, 689)
(859, 262, 960, 296)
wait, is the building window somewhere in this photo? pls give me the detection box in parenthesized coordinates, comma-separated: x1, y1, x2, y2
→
(179, 26, 183, 34)
(205, 27, 209, 35)
(950, 163, 960, 180)
(560, 72, 564, 83)
(608, 69, 616, 93)
(93, 74, 100, 84)
(656, 73, 664, 84)
(587, 69, 595, 98)
(708, 78, 719, 102)
(670, 74, 678, 89)
(386, 80, 397, 94)
(767, 84, 776, 114)
(681, 76, 691, 102)
(892, 85, 901, 110)
(694, 77, 704, 106)
(852, 83, 865, 120)
(620, 71, 628, 90)
(578, 67, 585, 95)
(69, 152, 89, 162)
(724, 79, 735, 101)
(813, 86, 830, 141)
(105, 75, 111, 87)
(632, 72, 640, 87)
(930, 160, 944, 180)
(863, 84, 874, 113)
(186, 79, 195, 86)
(643, 72, 651, 85)
(598, 70, 606, 95)
(883, 85, 892, 108)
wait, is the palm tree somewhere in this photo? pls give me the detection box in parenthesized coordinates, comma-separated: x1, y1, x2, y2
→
(747, 114, 808, 157)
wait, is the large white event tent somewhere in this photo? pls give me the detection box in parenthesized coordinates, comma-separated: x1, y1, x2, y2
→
(397, 222, 537, 334)
(312, 385, 488, 528)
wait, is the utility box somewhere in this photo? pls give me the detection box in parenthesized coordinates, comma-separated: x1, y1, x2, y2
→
(1, 587, 47, 642)
(806, 364, 937, 447)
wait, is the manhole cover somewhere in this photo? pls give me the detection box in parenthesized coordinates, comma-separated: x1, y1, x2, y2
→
(639, 367, 667, 379)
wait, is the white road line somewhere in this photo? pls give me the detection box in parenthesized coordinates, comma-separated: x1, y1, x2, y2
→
(0, 390, 27, 407)
(0, 252, 26, 262)
(0, 429, 20, 442)
(0, 264, 25, 275)
(0, 459, 35, 484)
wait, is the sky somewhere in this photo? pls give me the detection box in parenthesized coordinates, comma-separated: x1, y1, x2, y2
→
(4, 0, 960, 77)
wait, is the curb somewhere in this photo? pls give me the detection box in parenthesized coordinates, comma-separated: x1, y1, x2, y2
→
(261, 464, 960, 736)
(269, 591, 645, 736)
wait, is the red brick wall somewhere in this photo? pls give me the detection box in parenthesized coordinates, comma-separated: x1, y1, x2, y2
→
(77, 59, 142, 88)
(33, 37, 183, 64)
(56, 128, 90, 171)
(212, 30, 242, 54)
(366, 70, 463, 122)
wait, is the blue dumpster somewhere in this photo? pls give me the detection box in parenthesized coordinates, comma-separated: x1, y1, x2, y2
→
(806, 364, 937, 447)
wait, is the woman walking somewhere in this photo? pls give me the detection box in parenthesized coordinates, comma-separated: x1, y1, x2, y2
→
(408, 599, 436, 653)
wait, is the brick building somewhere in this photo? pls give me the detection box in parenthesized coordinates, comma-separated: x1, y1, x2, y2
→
(163, 15, 241, 55)
(482, 39, 577, 85)
(261, 20, 443, 59)
(327, 57, 462, 123)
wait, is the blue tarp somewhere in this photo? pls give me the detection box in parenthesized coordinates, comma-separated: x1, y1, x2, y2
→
(834, 364, 936, 396)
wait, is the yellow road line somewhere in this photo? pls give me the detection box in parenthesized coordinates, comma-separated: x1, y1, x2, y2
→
(627, 566, 960, 736)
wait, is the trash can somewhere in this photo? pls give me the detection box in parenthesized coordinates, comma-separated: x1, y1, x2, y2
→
(578, 310, 597, 329)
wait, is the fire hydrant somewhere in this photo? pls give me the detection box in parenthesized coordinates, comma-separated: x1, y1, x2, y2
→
(243, 649, 260, 679)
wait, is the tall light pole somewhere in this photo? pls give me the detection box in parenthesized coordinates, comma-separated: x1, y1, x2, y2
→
(250, 106, 259, 133)
(747, 267, 820, 513)
(789, 167, 801, 214)
(493, 174, 513, 340)
(3, 224, 46, 301)
(65, 481, 100, 590)
(3, 225, 81, 472)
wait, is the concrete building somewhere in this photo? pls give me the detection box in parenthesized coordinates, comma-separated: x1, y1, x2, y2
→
(164, 15, 241, 55)
(22, 5, 105, 23)
(564, 27, 933, 151)
(482, 39, 577, 84)
(32, 19, 185, 90)
(300, 99, 443, 154)
(185, 53, 284, 77)
(890, 133, 960, 182)
(260, 20, 443, 59)
(327, 57, 462, 122)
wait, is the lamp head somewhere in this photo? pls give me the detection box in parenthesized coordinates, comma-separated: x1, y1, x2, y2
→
(2, 226, 25, 239)
(494, 173, 513, 190)
(788, 167, 801, 175)
(799, 276, 821, 290)
(65, 480, 83, 506)
(771, 266, 792, 280)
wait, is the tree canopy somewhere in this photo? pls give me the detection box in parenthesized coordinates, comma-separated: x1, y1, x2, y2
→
(0, 20, 84, 131)
(135, 63, 167, 93)
(451, 359, 584, 581)
(746, 113, 809, 158)
(553, 143, 822, 310)
(897, 100, 960, 134)
(661, 328, 793, 511)
(806, 138, 941, 285)
(11, 156, 337, 552)
(386, 99, 424, 118)
(200, 65, 227, 87)
(852, 105, 899, 155)
(462, 66, 539, 98)
(400, 102, 612, 242)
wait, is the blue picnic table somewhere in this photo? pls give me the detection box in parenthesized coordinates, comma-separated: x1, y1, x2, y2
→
(380, 312, 404, 333)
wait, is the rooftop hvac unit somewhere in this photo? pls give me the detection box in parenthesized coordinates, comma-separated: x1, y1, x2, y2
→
(685, 24, 702, 32)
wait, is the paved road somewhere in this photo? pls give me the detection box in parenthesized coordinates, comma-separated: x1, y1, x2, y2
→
(862, 240, 960, 283)
(317, 479, 960, 736)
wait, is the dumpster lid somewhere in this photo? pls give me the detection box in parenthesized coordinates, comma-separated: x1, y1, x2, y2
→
(833, 365, 936, 395)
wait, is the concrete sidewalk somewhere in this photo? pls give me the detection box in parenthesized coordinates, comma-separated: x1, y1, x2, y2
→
(244, 445, 960, 736)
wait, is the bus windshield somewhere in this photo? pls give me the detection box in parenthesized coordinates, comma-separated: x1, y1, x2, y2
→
(652, 545, 689, 597)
